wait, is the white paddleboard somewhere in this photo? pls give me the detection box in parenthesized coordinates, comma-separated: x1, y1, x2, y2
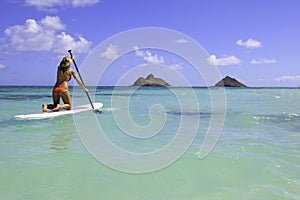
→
(14, 102, 103, 120)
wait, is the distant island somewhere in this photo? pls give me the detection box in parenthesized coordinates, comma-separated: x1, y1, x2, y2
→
(215, 76, 247, 87)
(132, 74, 246, 87)
(132, 74, 170, 86)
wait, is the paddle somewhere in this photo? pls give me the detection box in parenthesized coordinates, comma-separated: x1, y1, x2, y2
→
(68, 49, 96, 110)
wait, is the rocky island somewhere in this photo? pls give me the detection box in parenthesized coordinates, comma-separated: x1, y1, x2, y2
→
(215, 76, 247, 87)
(132, 74, 170, 86)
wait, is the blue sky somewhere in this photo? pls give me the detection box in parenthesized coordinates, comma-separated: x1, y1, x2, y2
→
(0, 0, 299, 87)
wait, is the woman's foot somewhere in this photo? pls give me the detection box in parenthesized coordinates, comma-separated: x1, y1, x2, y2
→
(42, 104, 48, 112)
(52, 104, 60, 112)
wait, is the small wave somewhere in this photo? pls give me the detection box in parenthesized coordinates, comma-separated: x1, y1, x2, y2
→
(252, 113, 300, 132)
(0, 94, 52, 101)
(102, 107, 120, 112)
(288, 113, 299, 117)
(96, 93, 138, 97)
(252, 113, 300, 122)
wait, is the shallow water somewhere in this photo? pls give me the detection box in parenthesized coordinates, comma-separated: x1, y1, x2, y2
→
(0, 86, 300, 199)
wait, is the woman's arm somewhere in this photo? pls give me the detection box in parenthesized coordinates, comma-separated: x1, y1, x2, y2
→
(71, 70, 88, 93)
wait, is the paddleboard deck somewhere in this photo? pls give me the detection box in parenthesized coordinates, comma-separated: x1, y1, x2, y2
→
(14, 102, 103, 120)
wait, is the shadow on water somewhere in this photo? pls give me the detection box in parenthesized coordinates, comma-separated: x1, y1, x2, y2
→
(6, 116, 76, 152)
(6, 116, 76, 151)
(166, 110, 212, 117)
(1, 117, 74, 152)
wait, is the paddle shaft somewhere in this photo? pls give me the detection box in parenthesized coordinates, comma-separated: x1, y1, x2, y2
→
(68, 50, 94, 110)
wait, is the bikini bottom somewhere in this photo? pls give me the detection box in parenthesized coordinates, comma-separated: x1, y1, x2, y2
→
(54, 87, 68, 95)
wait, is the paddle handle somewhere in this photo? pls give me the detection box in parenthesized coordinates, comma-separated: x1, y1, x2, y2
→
(68, 50, 94, 110)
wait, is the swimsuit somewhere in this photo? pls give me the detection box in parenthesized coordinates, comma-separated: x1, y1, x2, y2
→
(54, 87, 68, 95)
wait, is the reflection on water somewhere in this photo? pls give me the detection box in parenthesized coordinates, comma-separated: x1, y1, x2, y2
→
(50, 131, 73, 151)
(50, 118, 75, 151)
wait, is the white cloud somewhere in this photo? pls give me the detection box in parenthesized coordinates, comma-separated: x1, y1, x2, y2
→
(274, 75, 300, 82)
(134, 45, 144, 57)
(251, 59, 277, 65)
(71, 0, 100, 7)
(168, 63, 183, 70)
(175, 39, 188, 44)
(0, 63, 6, 69)
(133, 46, 182, 71)
(25, 0, 100, 10)
(134, 46, 165, 64)
(54, 32, 91, 54)
(207, 55, 241, 66)
(40, 15, 65, 30)
(236, 38, 262, 49)
(250, 59, 262, 65)
(101, 44, 119, 60)
(25, 0, 63, 10)
(143, 51, 165, 64)
(136, 63, 148, 68)
(263, 59, 277, 64)
(2, 15, 91, 54)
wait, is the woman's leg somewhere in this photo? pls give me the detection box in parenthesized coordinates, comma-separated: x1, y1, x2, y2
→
(52, 89, 60, 106)
(53, 90, 71, 111)
(42, 89, 60, 112)
(50, 89, 62, 111)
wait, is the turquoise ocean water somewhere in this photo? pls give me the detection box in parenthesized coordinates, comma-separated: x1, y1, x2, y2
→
(0, 86, 300, 200)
